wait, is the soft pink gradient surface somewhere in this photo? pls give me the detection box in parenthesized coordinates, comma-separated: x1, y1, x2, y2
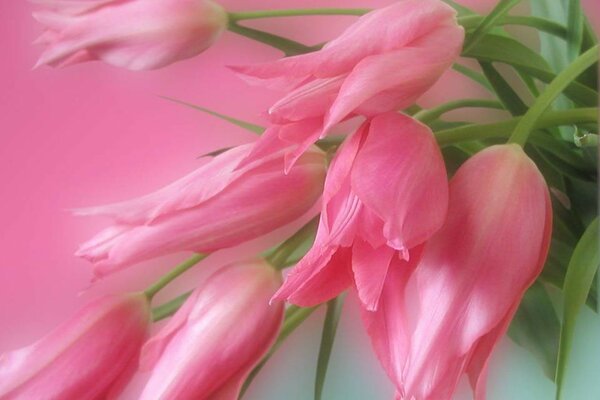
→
(0, 1, 598, 399)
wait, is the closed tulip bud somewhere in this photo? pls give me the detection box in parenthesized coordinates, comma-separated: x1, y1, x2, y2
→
(0, 294, 150, 399)
(363, 144, 552, 400)
(139, 259, 284, 400)
(75, 144, 326, 279)
(32, 0, 228, 70)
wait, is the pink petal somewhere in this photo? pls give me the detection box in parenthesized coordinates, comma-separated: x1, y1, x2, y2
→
(351, 113, 448, 253)
(352, 240, 395, 311)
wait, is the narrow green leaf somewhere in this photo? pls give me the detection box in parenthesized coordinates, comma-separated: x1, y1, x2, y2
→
(555, 218, 600, 399)
(508, 282, 560, 380)
(464, 35, 598, 105)
(566, 0, 584, 61)
(152, 291, 192, 322)
(315, 296, 345, 400)
(462, 0, 522, 53)
(452, 63, 494, 92)
(227, 22, 316, 56)
(508, 45, 599, 146)
(160, 96, 265, 134)
(479, 61, 528, 115)
(459, 15, 567, 39)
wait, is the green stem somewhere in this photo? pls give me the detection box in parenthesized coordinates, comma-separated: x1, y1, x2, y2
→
(152, 291, 192, 322)
(144, 254, 207, 300)
(508, 45, 599, 146)
(227, 22, 315, 56)
(414, 99, 504, 123)
(435, 108, 598, 146)
(228, 8, 368, 22)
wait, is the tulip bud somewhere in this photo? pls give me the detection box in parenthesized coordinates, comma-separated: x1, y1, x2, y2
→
(139, 260, 284, 400)
(75, 144, 326, 279)
(363, 144, 552, 400)
(273, 113, 448, 311)
(33, 0, 228, 70)
(0, 294, 150, 399)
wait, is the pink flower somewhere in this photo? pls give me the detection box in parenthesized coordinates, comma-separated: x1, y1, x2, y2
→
(363, 144, 552, 400)
(32, 0, 228, 70)
(0, 294, 150, 399)
(233, 0, 464, 169)
(139, 259, 283, 400)
(75, 143, 326, 279)
(273, 112, 448, 311)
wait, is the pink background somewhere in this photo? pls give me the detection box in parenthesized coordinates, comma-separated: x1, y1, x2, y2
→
(1, 1, 598, 399)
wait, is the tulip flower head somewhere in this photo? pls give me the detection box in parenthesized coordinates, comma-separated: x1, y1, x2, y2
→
(75, 143, 327, 279)
(363, 144, 552, 400)
(139, 259, 284, 400)
(0, 294, 150, 400)
(273, 112, 448, 311)
(233, 0, 464, 169)
(32, 0, 228, 70)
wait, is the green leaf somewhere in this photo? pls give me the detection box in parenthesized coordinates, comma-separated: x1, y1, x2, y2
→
(508, 282, 560, 380)
(151, 290, 192, 322)
(463, 35, 598, 106)
(240, 306, 319, 398)
(479, 61, 528, 115)
(459, 15, 567, 39)
(462, 0, 522, 53)
(227, 22, 316, 56)
(566, 0, 584, 61)
(452, 63, 494, 92)
(508, 45, 599, 146)
(160, 96, 265, 134)
(315, 296, 345, 400)
(555, 218, 600, 400)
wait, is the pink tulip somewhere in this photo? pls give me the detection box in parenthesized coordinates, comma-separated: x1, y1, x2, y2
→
(139, 259, 283, 400)
(273, 112, 448, 311)
(363, 144, 552, 400)
(32, 0, 228, 70)
(233, 0, 464, 169)
(0, 294, 150, 400)
(75, 143, 326, 278)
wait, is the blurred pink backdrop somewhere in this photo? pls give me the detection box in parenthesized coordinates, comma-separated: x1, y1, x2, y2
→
(0, 1, 598, 399)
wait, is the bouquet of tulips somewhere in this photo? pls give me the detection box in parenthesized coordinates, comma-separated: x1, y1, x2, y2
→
(2, 0, 598, 399)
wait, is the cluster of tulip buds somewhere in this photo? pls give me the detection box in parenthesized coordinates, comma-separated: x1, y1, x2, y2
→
(3, 0, 598, 399)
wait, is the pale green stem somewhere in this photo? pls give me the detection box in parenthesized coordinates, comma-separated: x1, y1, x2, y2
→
(144, 254, 207, 300)
(266, 217, 318, 269)
(228, 8, 368, 22)
(435, 108, 598, 146)
(508, 45, 599, 146)
(152, 291, 192, 322)
(414, 99, 504, 123)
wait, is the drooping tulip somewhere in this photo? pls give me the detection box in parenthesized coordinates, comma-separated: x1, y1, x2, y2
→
(273, 112, 448, 311)
(75, 143, 326, 279)
(0, 294, 150, 400)
(363, 144, 552, 400)
(139, 259, 283, 400)
(233, 0, 464, 169)
(32, 0, 228, 70)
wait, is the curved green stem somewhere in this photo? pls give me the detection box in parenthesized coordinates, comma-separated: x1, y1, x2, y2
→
(435, 108, 598, 146)
(228, 8, 368, 22)
(144, 254, 207, 300)
(414, 99, 504, 123)
(266, 217, 318, 269)
(463, 0, 523, 53)
(508, 45, 599, 146)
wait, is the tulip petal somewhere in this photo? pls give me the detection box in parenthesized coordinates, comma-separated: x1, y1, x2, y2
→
(352, 241, 395, 311)
(351, 113, 448, 252)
